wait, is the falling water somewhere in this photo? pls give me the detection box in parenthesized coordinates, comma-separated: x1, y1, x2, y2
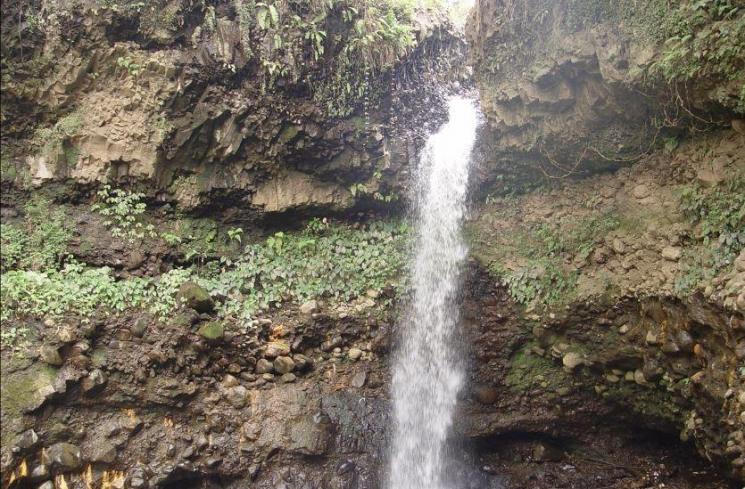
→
(389, 96, 481, 489)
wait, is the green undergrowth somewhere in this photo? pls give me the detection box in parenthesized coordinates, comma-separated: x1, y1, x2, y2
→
(480, 0, 744, 113)
(674, 177, 745, 294)
(650, 0, 745, 113)
(471, 210, 621, 307)
(0, 197, 72, 272)
(0, 219, 411, 332)
(573, 0, 745, 112)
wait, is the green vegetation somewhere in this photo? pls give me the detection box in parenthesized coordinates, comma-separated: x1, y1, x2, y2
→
(0, 197, 72, 272)
(92, 185, 157, 243)
(505, 347, 570, 394)
(650, 0, 744, 112)
(674, 177, 745, 294)
(32, 111, 82, 165)
(198, 220, 411, 317)
(233, 0, 422, 116)
(474, 211, 620, 306)
(1, 216, 411, 325)
(116, 56, 142, 77)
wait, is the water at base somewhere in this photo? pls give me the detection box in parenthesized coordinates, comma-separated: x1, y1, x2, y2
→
(388, 96, 481, 489)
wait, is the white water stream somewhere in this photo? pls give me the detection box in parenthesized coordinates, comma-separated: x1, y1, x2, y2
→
(389, 96, 481, 489)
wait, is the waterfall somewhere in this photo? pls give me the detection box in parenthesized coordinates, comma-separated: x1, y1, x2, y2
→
(389, 96, 481, 489)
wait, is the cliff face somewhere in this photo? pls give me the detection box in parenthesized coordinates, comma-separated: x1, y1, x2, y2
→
(1, 1, 745, 489)
(466, 0, 745, 193)
(464, 0, 745, 482)
(1, 0, 467, 215)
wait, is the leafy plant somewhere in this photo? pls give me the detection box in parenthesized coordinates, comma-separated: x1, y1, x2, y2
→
(227, 227, 244, 244)
(0, 198, 72, 272)
(92, 185, 157, 243)
(675, 177, 745, 293)
(496, 259, 578, 306)
(116, 56, 141, 77)
(256, 2, 279, 30)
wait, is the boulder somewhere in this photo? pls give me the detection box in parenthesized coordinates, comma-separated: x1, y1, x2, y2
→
(176, 282, 214, 313)
(39, 345, 63, 366)
(273, 356, 295, 375)
(44, 442, 82, 470)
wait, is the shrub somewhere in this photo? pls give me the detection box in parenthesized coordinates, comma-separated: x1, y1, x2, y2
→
(92, 185, 157, 243)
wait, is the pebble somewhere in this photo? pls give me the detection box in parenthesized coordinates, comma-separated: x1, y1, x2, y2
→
(562, 352, 584, 371)
(350, 371, 366, 388)
(348, 348, 363, 361)
(280, 373, 296, 383)
(265, 342, 290, 359)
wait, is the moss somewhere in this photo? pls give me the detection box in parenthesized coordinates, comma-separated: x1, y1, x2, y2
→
(197, 321, 224, 341)
(277, 125, 300, 144)
(505, 347, 571, 394)
(468, 209, 620, 308)
(0, 360, 58, 448)
(603, 381, 683, 426)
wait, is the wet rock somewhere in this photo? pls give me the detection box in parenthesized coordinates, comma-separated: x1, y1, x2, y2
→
(44, 442, 82, 470)
(473, 385, 499, 404)
(197, 321, 224, 341)
(40, 345, 63, 366)
(255, 358, 274, 374)
(82, 368, 107, 394)
(176, 282, 214, 313)
(38, 482, 54, 489)
(299, 300, 318, 315)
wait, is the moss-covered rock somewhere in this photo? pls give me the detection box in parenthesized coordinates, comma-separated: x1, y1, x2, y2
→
(177, 281, 214, 313)
(197, 321, 224, 341)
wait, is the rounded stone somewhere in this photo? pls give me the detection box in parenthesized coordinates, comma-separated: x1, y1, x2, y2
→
(273, 356, 295, 375)
(348, 348, 363, 361)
